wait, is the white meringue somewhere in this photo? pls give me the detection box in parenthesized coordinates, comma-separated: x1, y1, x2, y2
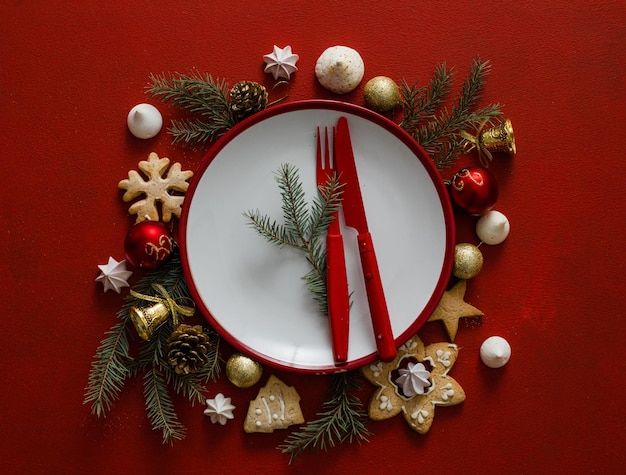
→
(480, 336, 511, 368)
(263, 45, 299, 80)
(476, 210, 510, 245)
(315, 45, 364, 94)
(127, 103, 162, 139)
(395, 362, 431, 397)
(95, 257, 132, 293)
(204, 393, 236, 425)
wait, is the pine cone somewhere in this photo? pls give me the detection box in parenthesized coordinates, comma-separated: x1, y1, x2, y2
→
(230, 81, 268, 120)
(166, 324, 211, 375)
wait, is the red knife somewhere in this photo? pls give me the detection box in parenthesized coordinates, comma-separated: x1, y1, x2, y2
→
(334, 116, 396, 362)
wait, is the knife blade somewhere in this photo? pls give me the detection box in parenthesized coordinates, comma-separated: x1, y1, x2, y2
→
(334, 116, 396, 362)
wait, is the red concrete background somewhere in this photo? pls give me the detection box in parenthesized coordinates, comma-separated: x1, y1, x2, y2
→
(1, 1, 624, 473)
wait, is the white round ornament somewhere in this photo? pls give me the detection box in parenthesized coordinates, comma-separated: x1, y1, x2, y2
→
(480, 336, 511, 368)
(127, 103, 163, 139)
(315, 45, 364, 94)
(476, 210, 510, 245)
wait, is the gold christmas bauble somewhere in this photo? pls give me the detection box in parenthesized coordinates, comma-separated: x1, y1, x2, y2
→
(363, 76, 401, 112)
(226, 353, 263, 388)
(453, 243, 483, 279)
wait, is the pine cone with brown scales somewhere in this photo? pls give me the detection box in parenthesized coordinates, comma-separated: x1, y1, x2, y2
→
(166, 324, 211, 375)
(229, 81, 268, 120)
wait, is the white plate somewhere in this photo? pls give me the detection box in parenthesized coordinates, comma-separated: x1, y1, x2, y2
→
(181, 100, 455, 373)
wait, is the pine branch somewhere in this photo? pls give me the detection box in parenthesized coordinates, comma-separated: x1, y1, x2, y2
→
(399, 56, 503, 169)
(83, 318, 133, 417)
(243, 210, 296, 248)
(146, 72, 236, 144)
(277, 163, 310, 246)
(143, 362, 186, 444)
(307, 173, 343, 240)
(399, 63, 452, 133)
(85, 246, 223, 445)
(243, 163, 342, 314)
(279, 372, 371, 462)
(84, 251, 187, 416)
(303, 251, 328, 314)
(168, 118, 228, 145)
(127, 247, 224, 433)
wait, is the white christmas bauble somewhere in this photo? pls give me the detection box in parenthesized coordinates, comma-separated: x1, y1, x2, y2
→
(480, 336, 511, 368)
(127, 103, 163, 139)
(476, 210, 510, 245)
(315, 45, 364, 94)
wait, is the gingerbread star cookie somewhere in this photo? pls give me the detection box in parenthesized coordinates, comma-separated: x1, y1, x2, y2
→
(362, 335, 465, 434)
(427, 279, 484, 341)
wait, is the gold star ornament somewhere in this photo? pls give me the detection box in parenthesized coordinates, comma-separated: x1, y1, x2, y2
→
(428, 279, 484, 341)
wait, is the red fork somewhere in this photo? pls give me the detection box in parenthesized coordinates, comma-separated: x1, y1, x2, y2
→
(317, 127, 350, 364)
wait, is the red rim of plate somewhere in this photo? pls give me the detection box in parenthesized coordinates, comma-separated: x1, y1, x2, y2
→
(180, 99, 455, 373)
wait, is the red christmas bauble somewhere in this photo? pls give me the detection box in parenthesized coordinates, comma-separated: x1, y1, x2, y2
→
(124, 221, 174, 270)
(449, 167, 499, 215)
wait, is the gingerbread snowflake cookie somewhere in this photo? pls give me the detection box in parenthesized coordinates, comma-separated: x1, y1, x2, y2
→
(243, 375, 304, 433)
(118, 152, 193, 223)
(362, 335, 465, 434)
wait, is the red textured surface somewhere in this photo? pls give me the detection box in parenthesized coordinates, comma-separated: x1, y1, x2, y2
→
(2, 1, 625, 473)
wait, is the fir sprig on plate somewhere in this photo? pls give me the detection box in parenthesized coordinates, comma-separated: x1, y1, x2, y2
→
(279, 371, 371, 462)
(245, 165, 370, 460)
(243, 163, 343, 314)
(84, 248, 222, 444)
(146, 72, 236, 145)
(399, 56, 503, 169)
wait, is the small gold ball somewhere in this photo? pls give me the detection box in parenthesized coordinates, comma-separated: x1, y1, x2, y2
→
(225, 353, 263, 388)
(363, 76, 401, 112)
(453, 243, 483, 279)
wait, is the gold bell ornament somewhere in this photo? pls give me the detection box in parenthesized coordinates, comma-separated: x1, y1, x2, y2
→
(128, 283, 195, 340)
(460, 119, 516, 167)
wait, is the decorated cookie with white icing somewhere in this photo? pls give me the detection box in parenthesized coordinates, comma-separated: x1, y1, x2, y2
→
(361, 335, 465, 434)
(243, 375, 304, 433)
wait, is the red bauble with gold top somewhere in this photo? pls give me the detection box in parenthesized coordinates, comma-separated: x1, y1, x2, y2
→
(124, 221, 174, 270)
(449, 167, 499, 215)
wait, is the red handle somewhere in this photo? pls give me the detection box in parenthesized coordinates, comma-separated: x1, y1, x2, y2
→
(326, 232, 350, 363)
(357, 232, 396, 361)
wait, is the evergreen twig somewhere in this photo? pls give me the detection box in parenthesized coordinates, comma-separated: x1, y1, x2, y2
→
(82, 252, 187, 415)
(144, 362, 187, 444)
(85, 247, 222, 444)
(83, 318, 133, 417)
(243, 163, 342, 314)
(399, 56, 503, 169)
(146, 72, 236, 144)
(279, 372, 371, 462)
